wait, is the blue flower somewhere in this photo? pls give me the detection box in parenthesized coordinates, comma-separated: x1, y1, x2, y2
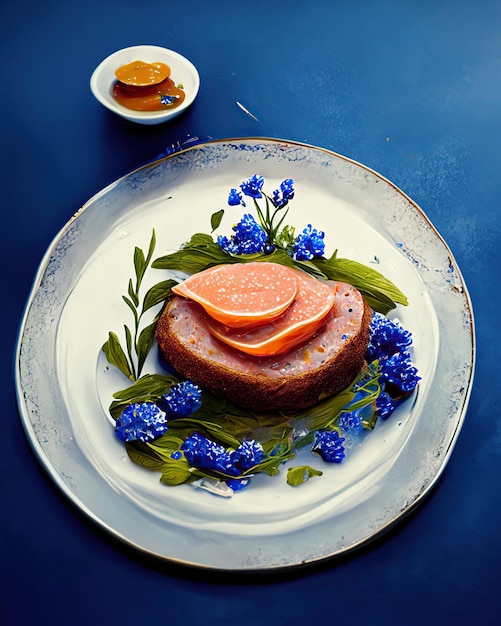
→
(181, 433, 237, 475)
(217, 213, 267, 254)
(338, 410, 364, 432)
(291, 224, 325, 261)
(240, 174, 265, 199)
(232, 438, 265, 471)
(366, 313, 413, 363)
(115, 402, 168, 443)
(380, 351, 421, 393)
(272, 178, 295, 207)
(375, 391, 397, 419)
(228, 188, 244, 206)
(181, 433, 265, 477)
(160, 381, 202, 417)
(160, 94, 175, 106)
(312, 429, 346, 463)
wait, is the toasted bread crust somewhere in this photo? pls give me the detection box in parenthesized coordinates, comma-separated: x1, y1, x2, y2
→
(155, 284, 371, 413)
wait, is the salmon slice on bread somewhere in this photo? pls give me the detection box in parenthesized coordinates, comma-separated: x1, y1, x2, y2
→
(155, 277, 372, 413)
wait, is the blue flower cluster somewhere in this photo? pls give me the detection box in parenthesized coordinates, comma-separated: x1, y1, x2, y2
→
(365, 313, 420, 419)
(115, 382, 203, 444)
(312, 429, 346, 463)
(160, 381, 202, 417)
(217, 213, 267, 255)
(379, 351, 421, 393)
(291, 224, 325, 261)
(366, 312, 413, 362)
(115, 402, 168, 443)
(181, 433, 265, 479)
(338, 409, 364, 433)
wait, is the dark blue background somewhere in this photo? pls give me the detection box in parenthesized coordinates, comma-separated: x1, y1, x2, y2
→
(2, 1, 500, 624)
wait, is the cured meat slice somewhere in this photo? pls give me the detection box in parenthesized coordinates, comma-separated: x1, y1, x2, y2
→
(207, 271, 336, 356)
(171, 262, 298, 328)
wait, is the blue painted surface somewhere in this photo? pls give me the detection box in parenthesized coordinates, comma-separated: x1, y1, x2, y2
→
(1, 1, 500, 624)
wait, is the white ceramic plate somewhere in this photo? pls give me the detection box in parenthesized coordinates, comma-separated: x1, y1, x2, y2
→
(90, 45, 200, 125)
(15, 138, 474, 570)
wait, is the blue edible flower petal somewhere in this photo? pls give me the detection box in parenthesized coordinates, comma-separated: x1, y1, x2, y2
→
(291, 224, 325, 261)
(366, 313, 413, 362)
(115, 402, 168, 443)
(312, 429, 346, 463)
(380, 350, 421, 393)
(228, 188, 244, 206)
(272, 178, 295, 207)
(160, 381, 202, 417)
(217, 213, 267, 255)
(338, 410, 364, 433)
(232, 438, 265, 471)
(281, 178, 295, 201)
(240, 174, 265, 199)
(181, 432, 230, 471)
(375, 391, 397, 420)
(226, 477, 251, 491)
(181, 433, 264, 477)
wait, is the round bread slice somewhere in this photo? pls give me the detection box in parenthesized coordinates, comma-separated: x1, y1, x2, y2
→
(155, 281, 372, 413)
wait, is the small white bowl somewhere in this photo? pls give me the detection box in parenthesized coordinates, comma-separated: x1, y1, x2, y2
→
(90, 45, 200, 125)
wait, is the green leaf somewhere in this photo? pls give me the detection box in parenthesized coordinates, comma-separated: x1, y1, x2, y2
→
(148, 434, 187, 454)
(210, 209, 224, 232)
(102, 332, 134, 381)
(136, 319, 158, 377)
(128, 278, 139, 307)
(312, 253, 408, 314)
(287, 465, 323, 486)
(122, 295, 139, 326)
(125, 441, 166, 472)
(142, 279, 177, 313)
(109, 373, 180, 419)
(144, 229, 156, 267)
(133, 246, 147, 290)
(112, 373, 180, 401)
(126, 439, 193, 486)
(152, 233, 232, 274)
(124, 324, 135, 379)
(160, 461, 193, 486)
(275, 224, 296, 249)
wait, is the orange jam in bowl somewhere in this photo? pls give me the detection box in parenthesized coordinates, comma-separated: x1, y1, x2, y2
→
(114, 60, 171, 86)
(113, 60, 185, 111)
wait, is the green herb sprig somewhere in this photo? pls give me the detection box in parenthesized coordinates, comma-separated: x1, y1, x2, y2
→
(102, 230, 176, 381)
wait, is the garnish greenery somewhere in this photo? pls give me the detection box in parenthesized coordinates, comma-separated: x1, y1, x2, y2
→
(111, 363, 381, 489)
(153, 229, 408, 315)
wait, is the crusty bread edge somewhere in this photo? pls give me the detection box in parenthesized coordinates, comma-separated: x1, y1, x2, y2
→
(155, 298, 372, 413)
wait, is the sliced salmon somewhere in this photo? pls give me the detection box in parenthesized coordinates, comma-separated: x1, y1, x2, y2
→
(171, 262, 298, 328)
(207, 270, 336, 356)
